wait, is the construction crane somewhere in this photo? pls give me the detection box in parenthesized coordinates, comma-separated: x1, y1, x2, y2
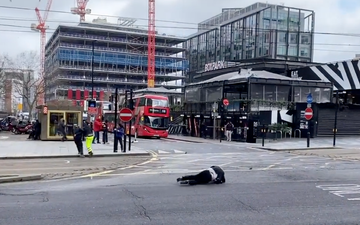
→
(71, 0, 91, 22)
(147, 0, 155, 88)
(31, 0, 53, 105)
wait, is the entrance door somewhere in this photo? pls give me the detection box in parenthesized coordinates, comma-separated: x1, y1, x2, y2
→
(49, 112, 65, 137)
(65, 112, 80, 137)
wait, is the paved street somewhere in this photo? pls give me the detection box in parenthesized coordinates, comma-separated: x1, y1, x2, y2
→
(0, 156, 152, 179)
(2, 136, 360, 224)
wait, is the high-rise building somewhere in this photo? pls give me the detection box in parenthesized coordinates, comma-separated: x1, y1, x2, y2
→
(185, 2, 315, 82)
(0, 69, 34, 114)
(44, 18, 188, 104)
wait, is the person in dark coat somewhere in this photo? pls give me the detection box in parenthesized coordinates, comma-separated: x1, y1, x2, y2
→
(102, 120, 109, 144)
(58, 119, 67, 141)
(113, 123, 124, 152)
(176, 166, 226, 185)
(73, 124, 85, 157)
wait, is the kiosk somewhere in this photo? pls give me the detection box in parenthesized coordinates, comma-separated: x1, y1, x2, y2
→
(37, 102, 83, 141)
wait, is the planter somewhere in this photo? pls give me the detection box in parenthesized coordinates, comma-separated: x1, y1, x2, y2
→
(266, 132, 282, 140)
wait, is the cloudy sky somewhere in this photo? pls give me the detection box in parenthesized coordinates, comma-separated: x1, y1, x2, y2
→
(0, 0, 359, 63)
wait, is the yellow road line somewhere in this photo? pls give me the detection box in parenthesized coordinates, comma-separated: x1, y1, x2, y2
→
(81, 151, 158, 178)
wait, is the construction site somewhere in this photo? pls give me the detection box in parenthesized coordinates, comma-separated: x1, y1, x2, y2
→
(24, 0, 187, 105)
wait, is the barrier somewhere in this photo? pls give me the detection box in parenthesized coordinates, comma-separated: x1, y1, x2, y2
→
(295, 129, 301, 138)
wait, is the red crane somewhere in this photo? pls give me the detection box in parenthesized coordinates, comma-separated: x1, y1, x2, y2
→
(31, 0, 53, 105)
(71, 0, 91, 22)
(147, 0, 155, 88)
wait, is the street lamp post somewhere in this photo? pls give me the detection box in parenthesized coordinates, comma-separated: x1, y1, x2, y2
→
(91, 40, 97, 99)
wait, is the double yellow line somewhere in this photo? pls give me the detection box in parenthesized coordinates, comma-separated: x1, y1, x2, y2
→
(80, 151, 158, 178)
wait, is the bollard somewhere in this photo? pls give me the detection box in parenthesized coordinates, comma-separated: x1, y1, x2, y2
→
(307, 131, 310, 147)
(261, 125, 265, 147)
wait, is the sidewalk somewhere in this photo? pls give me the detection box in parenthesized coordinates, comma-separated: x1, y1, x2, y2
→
(167, 135, 356, 150)
(292, 148, 360, 161)
(0, 140, 150, 159)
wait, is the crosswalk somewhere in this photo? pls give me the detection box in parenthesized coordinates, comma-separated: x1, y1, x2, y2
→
(91, 151, 349, 178)
(149, 149, 187, 155)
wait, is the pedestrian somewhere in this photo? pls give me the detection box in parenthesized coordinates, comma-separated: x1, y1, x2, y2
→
(113, 123, 124, 152)
(102, 120, 109, 144)
(83, 120, 94, 157)
(176, 165, 226, 185)
(92, 116, 102, 144)
(225, 121, 234, 141)
(73, 124, 85, 157)
(58, 118, 67, 141)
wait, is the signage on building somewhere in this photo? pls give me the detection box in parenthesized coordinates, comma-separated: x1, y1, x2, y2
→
(148, 108, 167, 114)
(204, 60, 227, 72)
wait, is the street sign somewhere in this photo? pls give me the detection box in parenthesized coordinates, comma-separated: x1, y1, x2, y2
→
(88, 107, 98, 115)
(223, 98, 229, 106)
(304, 107, 313, 120)
(119, 108, 133, 122)
(307, 93, 313, 104)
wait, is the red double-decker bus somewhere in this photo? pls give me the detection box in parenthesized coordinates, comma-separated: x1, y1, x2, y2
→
(126, 94, 170, 138)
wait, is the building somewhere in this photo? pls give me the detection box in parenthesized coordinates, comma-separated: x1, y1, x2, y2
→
(288, 59, 360, 136)
(182, 68, 332, 141)
(0, 69, 34, 115)
(44, 18, 188, 105)
(184, 2, 315, 83)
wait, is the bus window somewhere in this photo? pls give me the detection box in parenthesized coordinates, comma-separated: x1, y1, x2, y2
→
(139, 97, 146, 106)
(146, 98, 168, 107)
(143, 116, 169, 129)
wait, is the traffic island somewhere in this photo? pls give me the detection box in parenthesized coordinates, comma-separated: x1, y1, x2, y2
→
(0, 174, 43, 184)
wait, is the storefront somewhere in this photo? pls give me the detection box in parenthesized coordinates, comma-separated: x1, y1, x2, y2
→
(37, 103, 83, 141)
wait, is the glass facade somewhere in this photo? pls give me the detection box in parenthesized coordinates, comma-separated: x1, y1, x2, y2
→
(185, 3, 315, 74)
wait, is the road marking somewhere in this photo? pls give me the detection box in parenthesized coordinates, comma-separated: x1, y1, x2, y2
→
(80, 151, 158, 178)
(316, 184, 360, 200)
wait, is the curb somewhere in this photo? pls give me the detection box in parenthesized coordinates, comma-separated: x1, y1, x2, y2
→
(166, 137, 203, 143)
(0, 174, 43, 184)
(255, 146, 341, 151)
(0, 152, 151, 160)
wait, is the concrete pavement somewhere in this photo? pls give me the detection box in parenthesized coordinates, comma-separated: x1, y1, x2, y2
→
(0, 139, 149, 159)
(3, 146, 360, 224)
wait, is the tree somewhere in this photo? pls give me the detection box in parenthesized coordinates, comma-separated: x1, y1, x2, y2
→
(6, 51, 44, 119)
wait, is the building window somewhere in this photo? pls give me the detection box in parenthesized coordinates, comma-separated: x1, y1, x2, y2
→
(288, 46, 297, 56)
(277, 45, 286, 55)
(300, 48, 309, 57)
(290, 33, 298, 44)
(278, 32, 287, 43)
(300, 35, 310, 45)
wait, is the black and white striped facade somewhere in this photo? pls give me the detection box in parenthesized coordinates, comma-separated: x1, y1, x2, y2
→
(289, 59, 360, 91)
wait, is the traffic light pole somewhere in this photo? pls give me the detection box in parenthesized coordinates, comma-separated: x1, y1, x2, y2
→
(128, 89, 133, 151)
(123, 91, 127, 152)
(113, 88, 118, 152)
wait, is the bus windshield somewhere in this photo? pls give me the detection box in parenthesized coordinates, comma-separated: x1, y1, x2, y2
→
(146, 99, 168, 107)
(103, 113, 115, 122)
(143, 116, 169, 129)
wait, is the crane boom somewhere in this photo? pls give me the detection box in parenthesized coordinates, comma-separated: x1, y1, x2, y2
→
(147, 0, 155, 88)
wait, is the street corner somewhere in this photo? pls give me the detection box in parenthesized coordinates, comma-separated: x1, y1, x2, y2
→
(0, 174, 43, 184)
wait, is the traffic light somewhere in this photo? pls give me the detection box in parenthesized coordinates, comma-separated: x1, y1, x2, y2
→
(217, 101, 224, 113)
(88, 100, 96, 108)
(109, 95, 114, 103)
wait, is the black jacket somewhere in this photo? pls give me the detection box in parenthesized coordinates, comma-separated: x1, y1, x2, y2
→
(211, 166, 226, 184)
(83, 123, 92, 137)
(73, 127, 84, 140)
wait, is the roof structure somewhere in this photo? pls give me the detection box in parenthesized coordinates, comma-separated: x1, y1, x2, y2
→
(133, 87, 182, 95)
(187, 69, 331, 87)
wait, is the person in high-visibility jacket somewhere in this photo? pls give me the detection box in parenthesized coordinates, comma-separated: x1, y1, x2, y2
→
(83, 121, 94, 157)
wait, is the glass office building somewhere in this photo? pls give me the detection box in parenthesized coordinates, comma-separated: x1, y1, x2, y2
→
(184, 2, 315, 74)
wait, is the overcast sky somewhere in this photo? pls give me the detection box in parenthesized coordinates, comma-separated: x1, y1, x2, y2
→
(0, 0, 359, 63)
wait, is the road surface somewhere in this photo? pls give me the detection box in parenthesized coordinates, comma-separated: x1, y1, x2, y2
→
(2, 136, 360, 224)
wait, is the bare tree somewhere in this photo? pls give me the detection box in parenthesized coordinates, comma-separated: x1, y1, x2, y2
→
(7, 51, 43, 119)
